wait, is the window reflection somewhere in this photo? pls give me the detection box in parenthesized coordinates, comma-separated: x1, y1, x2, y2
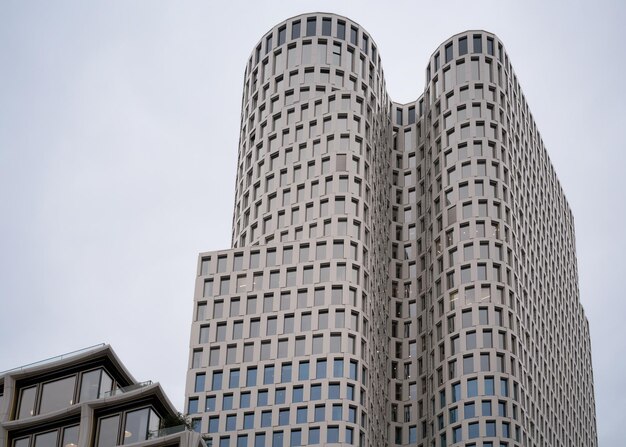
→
(96, 408, 160, 447)
(18, 386, 36, 419)
(80, 369, 106, 402)
(11, 425, 79, 447)
(61, 426, 79, 447)
(97, 415, 120, 447)
(40, 376, 76, 414)
(33, 432, 57, 447)
(16, 368, 114, 420)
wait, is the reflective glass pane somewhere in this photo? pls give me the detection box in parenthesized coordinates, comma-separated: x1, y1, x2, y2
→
(62, 425, 80, 447)
(18, 386, 36, 419)
(97, 415, 120, 447)
(123, 408, 151, 444)
(40, 376, 77, 414)
(80, 370, 102, 402)
(34, 431, 57, 447)
(100, 371, 113, 397)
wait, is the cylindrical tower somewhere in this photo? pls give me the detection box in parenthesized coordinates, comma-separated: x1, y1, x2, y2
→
(185, 14, 597, 447)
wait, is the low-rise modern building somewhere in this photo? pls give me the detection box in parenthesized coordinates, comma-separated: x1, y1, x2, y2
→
(0, 345, 204, 447)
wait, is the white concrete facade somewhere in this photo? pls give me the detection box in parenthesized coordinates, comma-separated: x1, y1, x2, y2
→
(185, 13, 597, 447)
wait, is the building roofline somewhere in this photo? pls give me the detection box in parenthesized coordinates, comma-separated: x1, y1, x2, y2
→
(0, 344, 136, 385)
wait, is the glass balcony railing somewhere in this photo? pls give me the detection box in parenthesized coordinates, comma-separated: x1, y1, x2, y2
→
(102, 381, 153, 397)
(149, 424, 187, 438)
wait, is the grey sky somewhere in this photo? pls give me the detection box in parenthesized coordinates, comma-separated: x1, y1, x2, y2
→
(0, 0, 623, 444)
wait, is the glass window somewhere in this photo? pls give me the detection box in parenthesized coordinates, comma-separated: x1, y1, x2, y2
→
(292, 21, 301, 39)
(61, 426, 79, 447)
(467, 378, 478, 397)
(206, 395, 216, 411)
(258, 390, 269, 406)
(327, 427, 339, 443)
(473, 35, 482, 53)
(464, 402, 475, 418)
(322, 18, 331, 36)
(97, 415, 120, 447)
(281, 363, 292, 383)
(279, 408, 290, 425)
(333, 359, 344, 377)
(482, 400, 492, 416)
(240, 392, 250, 409)
(310, 384, 321, 400)
(195, 373, 205, 392)
(462, 309, 472, 327)
(296, 406, 307, 423)
(350, 26, 358, 45)
(299, 361, 309, 380)
(463, 355, 474, 374)
(33, 431, 57, 447)
(80, 369, 110, 402)
(208, 416, 219, 433)
(125, 408, 158, 444)
(18, 386, 37, 419)
(452, 383, 461, 402)
(445, 43, 453, 63)
(459, 37, 468, 55)
(293, 386, 304, 402)
(337, 22, 345, 40)
(244, 413, 254, 429)
(316, 359, 327, 379)
(314, 405, 324, 422)
(264, 365, 275, 384)
(247, 367, 257, 387)
(39, 376, 76, 414)
(332, 403, 342, 420)
(188, 398, 198, 414)
(468, 421, 479, 438)
(212, 371, 223, 391)
(229, 370, 240, 388)
(309, 427, 320, 444)
(306, 17, 316, 36)
(261, 410, 272, 427)
(290, 429, 302, 447)
(487, 38, 494, 55)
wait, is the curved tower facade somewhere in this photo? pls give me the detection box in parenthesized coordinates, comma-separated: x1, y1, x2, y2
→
(185, 13, 597, 447)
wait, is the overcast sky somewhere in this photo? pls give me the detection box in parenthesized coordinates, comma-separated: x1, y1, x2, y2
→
(1, 0, 623, 444)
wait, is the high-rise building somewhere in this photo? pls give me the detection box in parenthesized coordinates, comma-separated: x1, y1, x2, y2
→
(185, 13, 597, 447)
(0, 344, 205, 447)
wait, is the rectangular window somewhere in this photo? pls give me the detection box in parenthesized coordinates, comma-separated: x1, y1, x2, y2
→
(350, 27, 358, 45)
(292, 21, 301, 39)
(278, 27, 286, 46)
(459, 37, 468, 55)
(445, 43, 453, 63)
(194, 373, 205, 392)
(299, 361, 309, 380)
(487, 37, 494, 55)
(306, 17, 316, 36)
(322, 18, 332, 36)
(337, 21, 346, 40)
(473, 35, 482, 53)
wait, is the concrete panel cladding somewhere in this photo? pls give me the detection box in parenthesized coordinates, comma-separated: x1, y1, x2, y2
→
(185, 13, 597, 447)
